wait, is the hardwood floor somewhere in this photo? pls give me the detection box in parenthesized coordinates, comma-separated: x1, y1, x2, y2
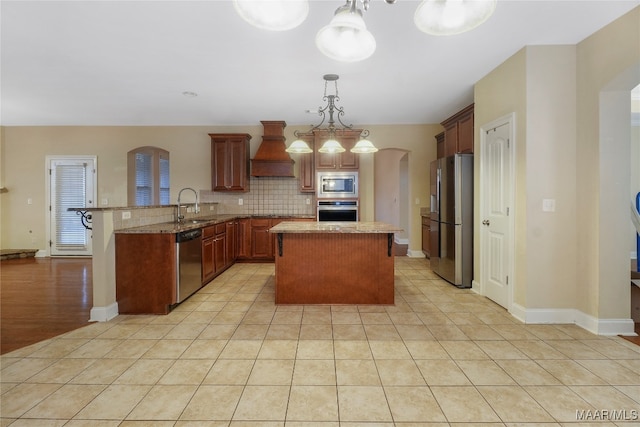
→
(1, 257, 93, 355)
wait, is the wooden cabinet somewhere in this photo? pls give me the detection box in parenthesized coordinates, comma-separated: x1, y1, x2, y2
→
(439, 104, 474, 158)
(297, 133, 316, 193)
(315, 130, 360, 170)
(115, 233, 176, 314)
(237, 218, 251, 259)
(421, 216, 431, 258)
(210, 133, 251, 192)
(435, 132, 445, 159)
(251, 218, 275, 260)
(226, 220, 237, 266)
(202, 223, 227, 284)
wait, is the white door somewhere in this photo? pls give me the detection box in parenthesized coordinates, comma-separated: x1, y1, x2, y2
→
(480, 117, 514, 308)
(49, 157, 97, 256)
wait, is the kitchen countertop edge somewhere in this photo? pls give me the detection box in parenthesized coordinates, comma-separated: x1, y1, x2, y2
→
(115, 215, 316, 234)
(269, 221, 402, 234)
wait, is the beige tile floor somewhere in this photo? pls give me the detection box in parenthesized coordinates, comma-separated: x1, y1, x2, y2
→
(2, 257, 639, 426)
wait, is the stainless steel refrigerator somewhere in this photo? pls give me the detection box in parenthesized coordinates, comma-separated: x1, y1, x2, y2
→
(430, 153, 473, 288)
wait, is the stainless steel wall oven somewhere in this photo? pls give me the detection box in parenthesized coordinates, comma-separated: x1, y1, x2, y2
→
(317, 200, 358, 222)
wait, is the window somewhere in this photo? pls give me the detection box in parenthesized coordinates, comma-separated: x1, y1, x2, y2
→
(127, 146, 170, 206)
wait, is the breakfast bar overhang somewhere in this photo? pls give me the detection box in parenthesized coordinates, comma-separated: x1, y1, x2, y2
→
(269, 221, 402, 305)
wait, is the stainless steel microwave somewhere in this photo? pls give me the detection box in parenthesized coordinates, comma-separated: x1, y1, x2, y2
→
(317, 172, 358, 199)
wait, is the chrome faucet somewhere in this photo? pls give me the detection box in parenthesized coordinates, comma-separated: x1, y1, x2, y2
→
(177, 187, 199, 223)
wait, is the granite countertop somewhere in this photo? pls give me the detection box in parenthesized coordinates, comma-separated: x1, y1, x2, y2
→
(269, 221, 402, 234)
(115, 214, 315, 234)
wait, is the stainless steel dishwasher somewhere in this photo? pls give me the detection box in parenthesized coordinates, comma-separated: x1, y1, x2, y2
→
(176, 228, 203, 303)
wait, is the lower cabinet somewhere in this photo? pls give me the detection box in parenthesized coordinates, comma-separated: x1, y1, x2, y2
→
(202, 222, 228, 285)
(421, 216, 431, 258)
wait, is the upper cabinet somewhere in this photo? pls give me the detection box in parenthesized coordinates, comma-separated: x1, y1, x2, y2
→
(297, 133, 316, 193)
(315, 129, 361, 170)
(440, 104, 474, 158)
(210, 133, 251, 192)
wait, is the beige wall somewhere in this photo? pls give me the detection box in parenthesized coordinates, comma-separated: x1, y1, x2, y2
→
(0, 123, 438, 253)
(474, 48, 528, 305)
(475, 6, 639, 328)
(576, 6, 640, 320)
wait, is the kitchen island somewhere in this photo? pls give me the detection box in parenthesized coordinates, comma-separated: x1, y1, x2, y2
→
(269, 221, 402, 304)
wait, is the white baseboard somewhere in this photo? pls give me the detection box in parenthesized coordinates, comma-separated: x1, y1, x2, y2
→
(471, 279, 482, 295)
(35, 250, 47, 258)
(394, 237, 409, 245)
(510, 303, 636, 336)
(406, 250, 426, 258)
(90, 302, 119, 322)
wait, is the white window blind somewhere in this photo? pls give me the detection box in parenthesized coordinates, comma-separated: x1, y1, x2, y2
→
(159, 156, 170, 205)
(129, 147, 170, 206)
(135, 152, 153, 206)
(54, 162, 88, 250)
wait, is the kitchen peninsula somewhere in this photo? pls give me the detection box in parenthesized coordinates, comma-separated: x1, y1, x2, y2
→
(269, 221, 402, 305)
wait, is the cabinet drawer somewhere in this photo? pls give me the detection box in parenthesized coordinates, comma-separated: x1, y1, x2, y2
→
(251, 218, 271, 227)
(215, 223, 226, 235)
(203, 225, 216, 239)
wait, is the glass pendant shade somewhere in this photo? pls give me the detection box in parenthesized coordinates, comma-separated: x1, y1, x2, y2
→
(285, 139, 313, 154)
(414, 0, 496, 36)
(318, 139, 346, 153)
(350, 138, 378, 153)
(234, 0, 309, 31)
(315, 8, 376, 62)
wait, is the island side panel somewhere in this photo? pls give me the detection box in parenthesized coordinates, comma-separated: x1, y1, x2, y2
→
(115, 233, 177, 314)
(274, 233, 394, 304)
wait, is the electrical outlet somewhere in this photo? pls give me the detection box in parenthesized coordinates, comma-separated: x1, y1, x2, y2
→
(209, 205, 214, 211)
(306, 198, 311, 205)
(101, 198, 108, 205)
(542, 199, 556, 212)
(27, 198, 33, 205)
(238, 198, 244, 206)
(122, 211, 131, 220)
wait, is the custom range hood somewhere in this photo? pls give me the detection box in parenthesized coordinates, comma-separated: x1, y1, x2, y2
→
(251, 120, 295, 177)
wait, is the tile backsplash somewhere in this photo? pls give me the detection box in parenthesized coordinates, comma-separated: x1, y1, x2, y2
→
(201, 177, 315, 216)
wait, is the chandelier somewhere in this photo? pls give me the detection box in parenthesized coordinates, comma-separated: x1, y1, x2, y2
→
(285, 74, 378, 155)
(233, 0, 497, 62)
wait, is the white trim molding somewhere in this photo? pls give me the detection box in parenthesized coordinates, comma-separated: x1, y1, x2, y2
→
(89, 302, 119, 322)
(510, 303, 636, 336)
(406, 249, 426, 258)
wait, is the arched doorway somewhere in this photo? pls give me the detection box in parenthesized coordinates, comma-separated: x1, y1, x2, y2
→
(374, 149, 410, 255)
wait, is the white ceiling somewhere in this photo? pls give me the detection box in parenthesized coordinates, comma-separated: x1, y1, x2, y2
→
(1, 0, 638, 127)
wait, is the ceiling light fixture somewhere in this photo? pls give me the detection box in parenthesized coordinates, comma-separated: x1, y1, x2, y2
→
(233, 0, 309, 31)
(286, 74, 378, 155)
(235, 0, 496, 62)
(414, 0, 497, 35)
(315, 0, 376, 63)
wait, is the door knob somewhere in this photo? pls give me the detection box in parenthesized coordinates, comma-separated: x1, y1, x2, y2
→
(482, 220, 490, 226)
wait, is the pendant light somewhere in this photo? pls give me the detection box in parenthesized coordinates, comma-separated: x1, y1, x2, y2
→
(286, 74, 377, 154)
(233, 0, 309, 31)
(414, 0, 497, 36)
(315, 0, 376, 63)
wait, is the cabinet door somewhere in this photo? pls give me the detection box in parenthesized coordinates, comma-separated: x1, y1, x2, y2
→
(315, 130, 360, 170)
(202, 237, 215, 284)
(237, 218, 251, 259)
(251, 219, 272, 259)
(227, 137, 248, 191)
(210, 134, 250, 192)
(337, 133, 359, 169)
(298, 134, 316, 192)
(444, 123, 458, 158)
(225, 221, 236, 266)
(212, 140, 229, 191)
(435, 132, 445, 159)
(457, 113, 474, 153)
(214, 234, 226, 272)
